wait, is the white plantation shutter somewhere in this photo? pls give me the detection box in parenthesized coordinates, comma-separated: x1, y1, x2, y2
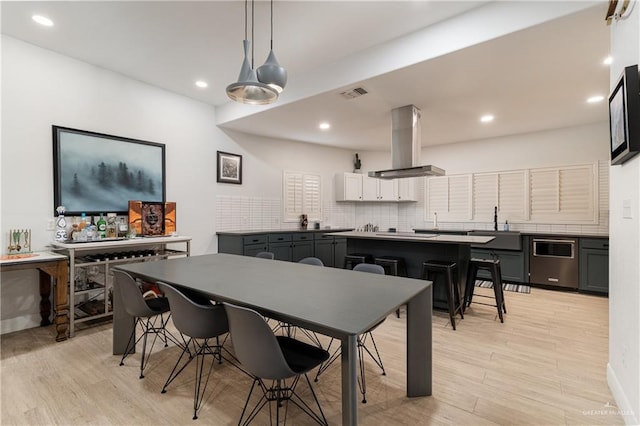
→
(426, 176, 448, 219)
(529, 165, 596, 222)
(303, 174, 322, 220)
(283, 171, 323, 222)
(529, 168, 558, 217)
(447, 175, 472, 220)
(473, 173, 498, 221)
(498, 171, 526, 222)
(426, 175, 471, 221)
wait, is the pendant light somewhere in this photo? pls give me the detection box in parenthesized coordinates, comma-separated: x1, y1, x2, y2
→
(226, 0, 278, 105)
(256, 0, 287, 93)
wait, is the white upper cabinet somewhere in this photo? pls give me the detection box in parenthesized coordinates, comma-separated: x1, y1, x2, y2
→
(335, 172, 363, 201)
(334, 173, 415, 203)
(396, 178, 416, 202)
(362, 176, 396, 201)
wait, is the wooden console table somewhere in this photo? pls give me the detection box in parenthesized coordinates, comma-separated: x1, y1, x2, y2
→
(0, 252, 69, 341)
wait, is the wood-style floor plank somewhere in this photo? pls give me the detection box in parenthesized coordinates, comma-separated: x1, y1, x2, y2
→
(1, 287, 622, 425)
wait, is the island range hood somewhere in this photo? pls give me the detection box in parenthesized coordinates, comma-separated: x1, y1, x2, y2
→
(369, 105, 445, 179)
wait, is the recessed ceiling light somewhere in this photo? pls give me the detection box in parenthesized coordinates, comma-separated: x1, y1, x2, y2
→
(32, 15, 53, 27)
(195, 80, 208, 88)
(480, 114, 494, 123)
(603, 56, 613, 65)
(587, 95, 604, 103)
(319, 122, 331, 130)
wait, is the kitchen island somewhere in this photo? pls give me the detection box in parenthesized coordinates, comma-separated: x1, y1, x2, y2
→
(329, 231, 494, 309)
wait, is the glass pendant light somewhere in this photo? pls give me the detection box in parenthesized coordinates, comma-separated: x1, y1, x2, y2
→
(257, 0, 287, 93)
(226, 0, 278, 105)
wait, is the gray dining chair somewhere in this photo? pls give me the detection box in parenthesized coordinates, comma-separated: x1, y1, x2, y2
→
(298, 256, 324, 266)
(157, 282, 232, 420)
(314, 262, 387, 403)
(113, 270, 177, 379)
(276, 256, 325, 347)
(255, 251, 275, 259)
(224, 302, 329, 425)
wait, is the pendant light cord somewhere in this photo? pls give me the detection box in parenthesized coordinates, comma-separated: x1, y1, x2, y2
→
(244, 0, 247, 41)
(270, 0, 274, 50)
(251, 0, 255, 68)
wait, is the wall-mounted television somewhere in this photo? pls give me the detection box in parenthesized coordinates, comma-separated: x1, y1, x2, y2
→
(53, 126, 166, 216)
(609, 64, 640, 165)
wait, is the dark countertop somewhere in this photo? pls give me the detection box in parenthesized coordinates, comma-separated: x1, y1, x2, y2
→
(329, 231, 494, 245)
(216, 228, 353, 236)
(413, 228, 608, 239)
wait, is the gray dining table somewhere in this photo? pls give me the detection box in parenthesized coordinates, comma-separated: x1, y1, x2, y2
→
(114, 253, 432, 425)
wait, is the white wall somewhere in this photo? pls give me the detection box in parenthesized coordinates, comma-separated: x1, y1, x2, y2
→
(354, 123, 610, 234)
(607, 1, 640, 424)
(0, 36, 355, 333)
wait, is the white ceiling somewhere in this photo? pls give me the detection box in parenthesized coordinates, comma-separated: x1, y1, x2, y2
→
(1, 1, 611, 152)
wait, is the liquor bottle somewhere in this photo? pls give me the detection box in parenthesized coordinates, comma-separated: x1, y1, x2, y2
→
(54, 206, 68, 242)
(97, 213, 107, 239)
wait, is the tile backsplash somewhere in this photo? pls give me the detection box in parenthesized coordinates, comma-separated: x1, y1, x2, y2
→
(215, 161, 609, 236)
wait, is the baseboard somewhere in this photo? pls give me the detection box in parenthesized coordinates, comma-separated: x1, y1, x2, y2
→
(607, 362, 639, 425)
(0, 314, 41, 335)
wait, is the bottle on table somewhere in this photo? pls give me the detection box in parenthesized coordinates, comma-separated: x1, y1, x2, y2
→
(97, 213, 107, 239)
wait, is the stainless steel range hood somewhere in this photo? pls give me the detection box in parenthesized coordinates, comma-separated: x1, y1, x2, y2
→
(368, 105, 445, 179)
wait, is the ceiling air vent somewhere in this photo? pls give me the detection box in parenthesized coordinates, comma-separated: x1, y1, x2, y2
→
(339, 87, 368, 99)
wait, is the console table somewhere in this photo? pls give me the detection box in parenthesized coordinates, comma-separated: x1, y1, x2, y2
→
(51, 236, 191, 337)
(0, 252, 69, 341)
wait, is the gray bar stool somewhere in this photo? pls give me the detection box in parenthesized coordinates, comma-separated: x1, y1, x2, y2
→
(375, 256, 407, 318)
(464, 258, 507, 323)
(343, 253, 374, 269)
(422, 260, 464, 330)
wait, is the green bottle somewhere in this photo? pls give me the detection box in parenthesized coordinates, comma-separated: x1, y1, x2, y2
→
(97, 213, 107, 239)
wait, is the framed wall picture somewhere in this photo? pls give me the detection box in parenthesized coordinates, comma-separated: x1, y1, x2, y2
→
(217, 151, 243, 184)
(609, 64, 640, 165)
(53, 126, 166, 215)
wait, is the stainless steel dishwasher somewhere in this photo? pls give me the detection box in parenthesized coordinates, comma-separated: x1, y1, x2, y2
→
(529, 237, 579, 288)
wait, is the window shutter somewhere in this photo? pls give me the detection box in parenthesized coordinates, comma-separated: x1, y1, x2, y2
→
(426, 176, 448, 219)
(283, 171, 322, 222)
(447, 175, 472, 220)
(473, 173, 498, 221)
(530, 168, 559, 218)
(498, 171, 526, 221)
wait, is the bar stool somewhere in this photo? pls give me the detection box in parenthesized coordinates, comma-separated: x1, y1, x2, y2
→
(343, 253, 374, 270)
(375, 256, 407, 318)
(421, 260, 464, 330)
(464, 258, 507, 323)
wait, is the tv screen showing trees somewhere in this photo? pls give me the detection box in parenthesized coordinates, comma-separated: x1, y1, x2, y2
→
(53, 126, 166, 215)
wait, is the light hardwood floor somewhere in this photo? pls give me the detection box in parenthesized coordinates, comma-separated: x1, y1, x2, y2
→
(1, 287, 623, 425)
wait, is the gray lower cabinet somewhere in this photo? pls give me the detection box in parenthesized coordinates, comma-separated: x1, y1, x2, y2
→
(269, 234, 293, 261)
(469, 248, 526, 283)
(579, 238, 609, 294)
(217, 234, 269, 256)
(218, 231, 345, 267)
(314, 233, 346, 268)
(291, 233, 314, 262)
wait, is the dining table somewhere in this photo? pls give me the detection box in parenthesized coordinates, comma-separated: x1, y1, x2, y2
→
(114, 253, 432, 426)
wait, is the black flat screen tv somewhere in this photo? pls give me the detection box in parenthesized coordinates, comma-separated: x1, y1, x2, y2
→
(609, 64, 640, 165)
(53, 126, 166, 216)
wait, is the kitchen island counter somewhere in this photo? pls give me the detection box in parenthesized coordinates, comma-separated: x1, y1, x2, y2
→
(327, 231, 494, 245)
(332, 231, 494, 310)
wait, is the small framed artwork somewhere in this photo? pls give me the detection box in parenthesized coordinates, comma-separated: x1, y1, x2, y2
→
(217, 151, 243, 184)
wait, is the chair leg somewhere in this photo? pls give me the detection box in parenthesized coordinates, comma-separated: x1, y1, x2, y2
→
(490, 265, 504, 323)
(357, 341, 367, 403)
(161, 338, 195, 393)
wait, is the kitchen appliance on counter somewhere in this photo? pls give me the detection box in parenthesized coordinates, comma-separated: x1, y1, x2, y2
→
(529, 237, 579, 288)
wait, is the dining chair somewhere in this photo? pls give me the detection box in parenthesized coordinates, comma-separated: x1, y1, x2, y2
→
(113, 270, 177, 379)
(314, 262, 387, 403)
(255, 251, 275, 260)
(298, 256, 324, 266)
(157, 282, 232, 420)
(224, 302, 329, 425)
(274, 257, 325, 347)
